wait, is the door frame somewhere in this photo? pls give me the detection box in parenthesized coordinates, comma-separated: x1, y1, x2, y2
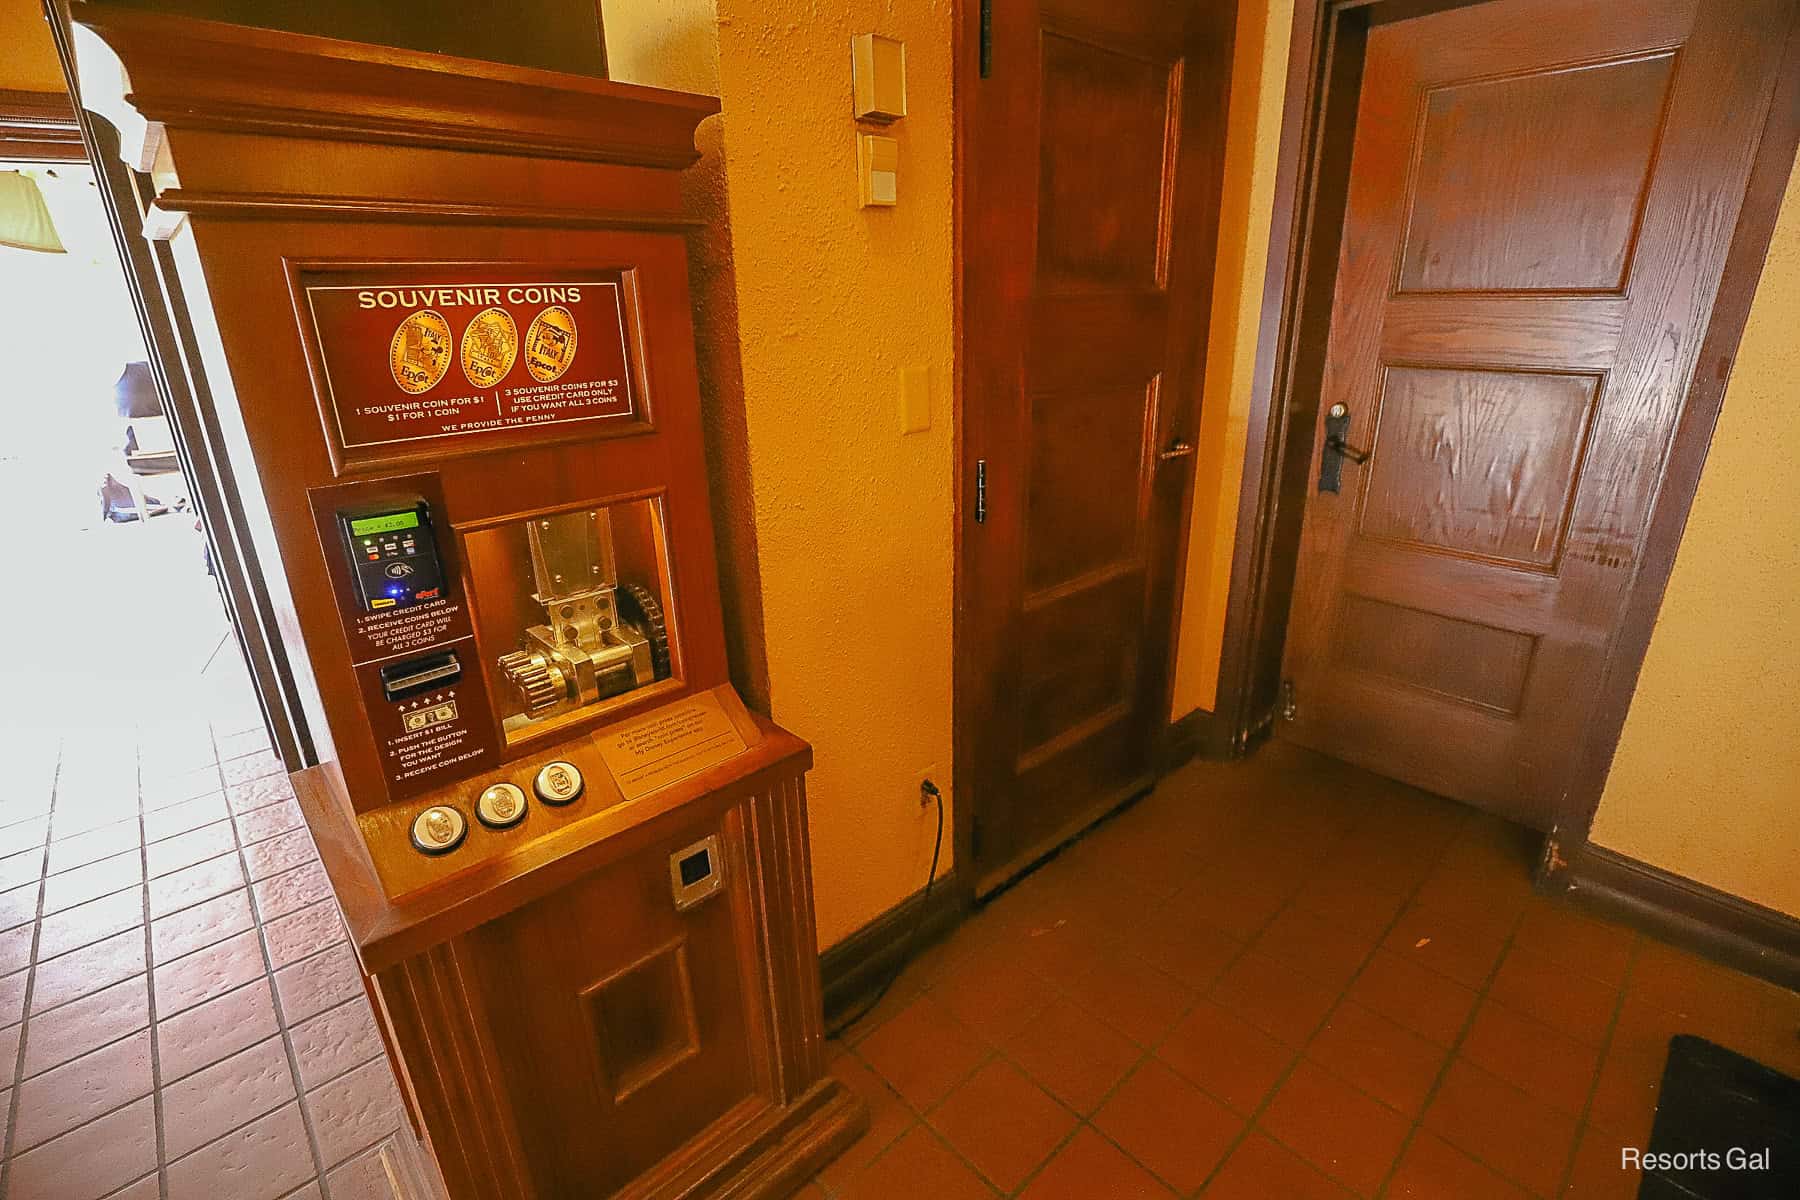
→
(1211, 0, 1800, 874)
(951, 0, 1241, 893)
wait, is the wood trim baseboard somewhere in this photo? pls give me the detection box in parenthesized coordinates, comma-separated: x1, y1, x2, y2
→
(1161, 708, 1236, 770)
(818, 872, 969, 1025)
(1565, 845, 1800, 994)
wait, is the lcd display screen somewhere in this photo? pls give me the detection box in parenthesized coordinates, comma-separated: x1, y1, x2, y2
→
(349, 511, 421, 536)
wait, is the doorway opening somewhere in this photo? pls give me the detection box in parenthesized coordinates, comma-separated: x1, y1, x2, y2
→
(0, 150, 434, 1196)
(0, 157, 261, 752)
(0, 160, 264, 784)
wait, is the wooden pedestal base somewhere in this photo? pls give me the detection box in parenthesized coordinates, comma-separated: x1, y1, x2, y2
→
(295, 716, 863, 1200)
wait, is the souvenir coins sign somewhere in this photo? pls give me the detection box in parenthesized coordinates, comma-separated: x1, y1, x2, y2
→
(301, 267, 637, 461)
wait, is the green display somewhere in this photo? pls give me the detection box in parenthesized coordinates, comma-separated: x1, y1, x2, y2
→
(350, 511, 420, 537)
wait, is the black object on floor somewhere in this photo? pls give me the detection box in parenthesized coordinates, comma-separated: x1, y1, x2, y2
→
(1639, 1034, 1800, 1199)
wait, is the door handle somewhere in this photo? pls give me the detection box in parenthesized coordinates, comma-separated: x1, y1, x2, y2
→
(1319, 402, 1370, 493)
(1157, 438, 1196, 462)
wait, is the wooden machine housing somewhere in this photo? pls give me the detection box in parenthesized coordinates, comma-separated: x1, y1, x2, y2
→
(72, 8, 864, 1198)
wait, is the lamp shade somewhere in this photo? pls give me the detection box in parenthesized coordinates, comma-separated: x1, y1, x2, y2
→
(0, 171, 67, 254)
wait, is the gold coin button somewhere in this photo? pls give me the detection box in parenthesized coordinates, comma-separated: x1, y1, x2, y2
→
(409, 805, 467, 855)
(533, 761, 584, 806)
(476, 782, 528, 830)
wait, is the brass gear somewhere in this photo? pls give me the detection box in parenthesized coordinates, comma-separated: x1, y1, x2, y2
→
(619, 583, 672, 679)
(498, 650, 564, 715)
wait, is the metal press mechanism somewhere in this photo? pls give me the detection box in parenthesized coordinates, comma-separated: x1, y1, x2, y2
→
(497, 508, 670, 722)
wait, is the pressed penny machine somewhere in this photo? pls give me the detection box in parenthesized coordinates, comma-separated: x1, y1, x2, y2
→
(72, 8, 864, 1198)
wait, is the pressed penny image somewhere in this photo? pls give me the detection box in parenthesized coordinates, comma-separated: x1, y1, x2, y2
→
(388, 308, 452, 394)
(461, 305, 519, 388)
(525, 304, 578, 382)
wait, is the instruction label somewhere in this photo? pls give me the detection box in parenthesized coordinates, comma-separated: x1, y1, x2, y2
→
(596, 693, 748, 801)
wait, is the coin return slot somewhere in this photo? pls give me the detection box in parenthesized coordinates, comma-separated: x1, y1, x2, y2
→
(582, 939, 700, 1103)
(669, 835, 723, 911)
(380, 651, 462, 702)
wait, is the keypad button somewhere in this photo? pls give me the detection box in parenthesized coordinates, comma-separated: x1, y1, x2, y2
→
(476, 782, 528, 830)
(410, 805, 467, 855)
(533, 761, 584, 806)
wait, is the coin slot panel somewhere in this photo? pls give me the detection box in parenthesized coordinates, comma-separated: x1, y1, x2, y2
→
(379, 651, 463, 702)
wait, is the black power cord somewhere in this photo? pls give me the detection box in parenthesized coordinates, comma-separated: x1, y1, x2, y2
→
(825, 778, 944, 1040)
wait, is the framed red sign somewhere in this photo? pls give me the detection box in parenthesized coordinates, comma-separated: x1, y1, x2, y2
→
(293, 262, 647, 471)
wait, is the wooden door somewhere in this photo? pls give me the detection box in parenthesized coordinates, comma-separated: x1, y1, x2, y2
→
(961, 0, 1235, 890)
(1281, 0, 1793, 831)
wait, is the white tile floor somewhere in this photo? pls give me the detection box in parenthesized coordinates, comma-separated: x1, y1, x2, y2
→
(0, 517, 437, 1200)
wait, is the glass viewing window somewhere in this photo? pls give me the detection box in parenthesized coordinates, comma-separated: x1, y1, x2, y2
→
(463, 497, 676, 742)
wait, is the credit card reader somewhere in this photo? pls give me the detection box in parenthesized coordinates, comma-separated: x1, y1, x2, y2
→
(337, 501, 445, 612)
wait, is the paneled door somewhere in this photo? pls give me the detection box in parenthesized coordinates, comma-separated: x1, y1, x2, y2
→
(1281, 0, 1792, 831)
(961, 0, 1235, 890)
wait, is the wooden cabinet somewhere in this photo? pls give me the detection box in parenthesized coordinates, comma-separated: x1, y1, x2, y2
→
(71, 7, 864, 1197)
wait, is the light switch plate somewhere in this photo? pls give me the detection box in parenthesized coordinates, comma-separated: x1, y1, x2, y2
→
(858, 133, 899, 208)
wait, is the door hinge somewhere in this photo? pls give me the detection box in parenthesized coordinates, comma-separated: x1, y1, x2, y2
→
(979, 0, 993, 78)
(1280, 679, 1297, 722)
(975, 459, 987, 524)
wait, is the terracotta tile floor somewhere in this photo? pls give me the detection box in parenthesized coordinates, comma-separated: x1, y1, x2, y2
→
(8, 532, 1796, 1199)
(0, 689, 431, 1200)
(809, 740, 1800, 1200)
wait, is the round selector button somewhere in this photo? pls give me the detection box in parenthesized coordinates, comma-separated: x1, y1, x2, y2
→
(409, 805, 467, 856)
(533, 761, 584, 806)
(476, 782, 528, 830)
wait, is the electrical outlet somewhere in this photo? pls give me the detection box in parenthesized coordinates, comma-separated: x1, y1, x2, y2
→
(916, 766, 940, 807)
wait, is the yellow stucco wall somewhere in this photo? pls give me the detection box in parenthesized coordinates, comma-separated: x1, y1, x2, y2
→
(1588, 165, 1800, 918)
(610, 1, 955, 949)
(1170, 0, 1293, 717)
(1, 0, 65, 91)
(710, 0, 955, 949)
